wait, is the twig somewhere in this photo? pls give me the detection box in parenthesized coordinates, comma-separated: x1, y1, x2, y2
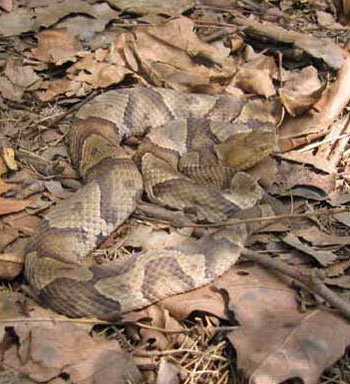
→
(0, 317, 111, 325)
(132, 322, 238, 334)
(133, 348, 227, 361)
(45, 90, 100, 128)
(189, 207, 350, 228)
(242, 249, 350, 321)
(136, 207, 350, 228)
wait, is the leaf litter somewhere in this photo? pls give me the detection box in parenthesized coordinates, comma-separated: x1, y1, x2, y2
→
(2, 1, 350, 384)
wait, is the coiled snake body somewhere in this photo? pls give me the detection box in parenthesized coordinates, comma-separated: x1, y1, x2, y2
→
(25, 88, 278, 318)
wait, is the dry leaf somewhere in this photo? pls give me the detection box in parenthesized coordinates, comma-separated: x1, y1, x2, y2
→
(281, 233, 337, 266)
(2, 147, 18, 170)
(126, 264, 350, 384)
(279, 56, 350, 151)
(0, 252, 24, 280)
(5, 60, 41, 89)
(0, 179, 15, 195)
(106, 0, 195, 16)
(278, 114, 350, 174)
(115, 17, 235, 92)
(227, 267, 350, 384)
(279, 66, 324, 116)
(0, 156, 7, 176)
(294, 226, 350, 246)
(156, 359, 183, 384)
(266, 161, 335, 200)
(232, 55, 277, 98)
(316, 10, 344, 29)
(0, 197, 32, 216)
(0, 0, 120, 37)
(3, 211, 41, 235)
(29, 28, 81, 63)
(0, 225, 19, 252)
(4, 323, 142, 384)
(0, 0, 13, 12)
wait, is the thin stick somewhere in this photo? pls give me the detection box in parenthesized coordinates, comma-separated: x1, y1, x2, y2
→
(45, 90, 100, 128)
(0, 316, 111, 324)
(132, 322, 238, 334)
(133, 348, 227, 361)
(135, 207, 350, 228)
(242, 249, 350, 321)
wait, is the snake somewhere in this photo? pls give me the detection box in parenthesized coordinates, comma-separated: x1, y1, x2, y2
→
(24, 87, 279, 319)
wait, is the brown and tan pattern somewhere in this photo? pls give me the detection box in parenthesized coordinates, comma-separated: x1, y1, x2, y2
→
(25, 88, 279, 318)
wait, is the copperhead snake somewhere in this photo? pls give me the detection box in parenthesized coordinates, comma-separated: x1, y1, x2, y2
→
(25, 87, 280, 319)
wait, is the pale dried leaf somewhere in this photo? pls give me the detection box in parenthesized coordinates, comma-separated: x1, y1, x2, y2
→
(0, 225, 19, 252)
(325, 275, 350, 289)
(2, 147, 17, 171)
(279, 57, 350, 150)
(115, 17, 236, 92)
(0, 0, 120, 37)
(156, 359, 182, 384)
(106, 0, 195, 16)
(29, 28, 81, 63)
(4, 323, 142, 384)
(294, 226, 350, 246)
(0, 156, 7, 176)
(0, 179, 15, 195)
(0, 76, 24, 102)
(3, 211, 41, 235)
(0, 252, 23, 280)
(232, 55, 277, 98)
(0, 0, 13, 12)
(266, 161, 334, 199)
(316, 10, 344, 29)
(0, 197, 32, 216)
(4, 60, 41, 89)
(233, 67, 275, 97)
(279, 66, 324, 116)
(223, 266, 350, 384)
(281, 233, 337, 266)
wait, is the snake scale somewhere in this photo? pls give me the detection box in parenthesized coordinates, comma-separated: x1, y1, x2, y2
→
(24, 88, 279, 319)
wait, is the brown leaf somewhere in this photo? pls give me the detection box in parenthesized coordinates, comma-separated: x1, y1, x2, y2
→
(278, 114, 350, 174)
(0, 197, 32, 216)
(0, 225, 19, 252)
(156, 359, 182, 384)
(72, 59, 127, 88)
(232, 55, 277, 98)
(0, 252, 23, 280)
(281, 233, 337, 266)
(227, 267, 350, 384)
(0, 0, 120, 37)
(115, 17, 235, 92)
(279, 66, 324, 116)
(127, 264, 350, 384)
(0, 156, 7, 176)
(266, 161, 335, 200)
(106, 0, 195, 16)
(4, 60, 41, 89)
(2, 147, 18, 170)
(4, 323, 142, 384)
(29, 28, 81, 63)
(3, 211, 41, 235)
(294, 225, 350, 246)
(316, 10, 344, 29)
(279, 56, 350, 151)
(0, 179, 15, 195)
(0, 0, 13, 12)
(0, 76, 24, 101)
